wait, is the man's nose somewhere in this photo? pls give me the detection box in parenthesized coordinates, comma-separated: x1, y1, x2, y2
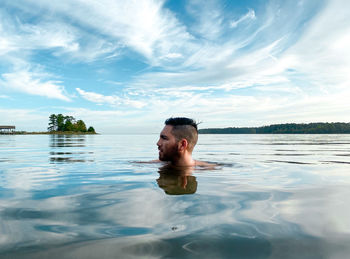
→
(157, 139, 161, 146)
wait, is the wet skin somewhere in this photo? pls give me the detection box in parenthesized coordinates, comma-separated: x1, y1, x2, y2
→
(157, 125, 181, 162)
(156, 125, 217, 168)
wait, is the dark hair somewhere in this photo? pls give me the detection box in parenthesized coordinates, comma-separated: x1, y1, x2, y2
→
(165, 117, 198, 151)
(165, 117, 198, 131)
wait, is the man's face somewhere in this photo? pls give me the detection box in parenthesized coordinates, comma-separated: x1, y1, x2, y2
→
(157, 125, 180, 161)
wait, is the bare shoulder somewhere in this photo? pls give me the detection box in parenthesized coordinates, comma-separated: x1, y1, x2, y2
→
(194, 160, 218, 170)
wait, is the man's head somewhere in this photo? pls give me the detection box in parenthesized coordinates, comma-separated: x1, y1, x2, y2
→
(157, 117, 198, 162)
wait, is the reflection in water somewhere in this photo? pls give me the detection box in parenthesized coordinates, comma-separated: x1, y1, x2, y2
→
(1, 134, 350, 258)
(157, 165, 197, 195)
(49, 134, 87, 148)
(49, 135, 94, 163)
(49, 156, 94, 163)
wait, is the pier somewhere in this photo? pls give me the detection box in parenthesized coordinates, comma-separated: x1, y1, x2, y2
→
(0, 126, 16, 134)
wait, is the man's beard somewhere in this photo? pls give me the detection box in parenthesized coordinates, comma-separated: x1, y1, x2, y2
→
(159, 145, 180, 162)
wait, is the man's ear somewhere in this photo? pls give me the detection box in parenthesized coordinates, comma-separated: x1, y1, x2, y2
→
(178, 139, 188, 152)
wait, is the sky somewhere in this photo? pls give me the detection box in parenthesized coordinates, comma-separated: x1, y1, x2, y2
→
(1, 0, 350, 134)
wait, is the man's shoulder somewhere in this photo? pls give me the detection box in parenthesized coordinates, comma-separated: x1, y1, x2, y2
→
(194, 160, 218, 169)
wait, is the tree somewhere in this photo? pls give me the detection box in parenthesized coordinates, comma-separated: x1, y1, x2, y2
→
(87, 126, 95, 133)
(199, 122, 350, 134)
(56, 114, 65, 131)
(75, 120, 87, 132)
(64, 116, 76, 131)
(64, 120, 74, 131)
(47, 114, 95, 133)
(48, 114, 57, 132)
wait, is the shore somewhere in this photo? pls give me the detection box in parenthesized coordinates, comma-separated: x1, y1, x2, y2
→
(1, 131, 98, 135)
(199, 122, 350, 134)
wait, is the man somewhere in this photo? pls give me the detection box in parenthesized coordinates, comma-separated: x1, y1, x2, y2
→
(156, 117, 215, 168)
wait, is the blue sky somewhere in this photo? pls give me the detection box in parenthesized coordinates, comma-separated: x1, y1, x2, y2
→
(1, 0, 350, 134)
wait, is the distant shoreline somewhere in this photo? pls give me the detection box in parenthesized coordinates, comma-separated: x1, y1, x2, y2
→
(0, 131, 98, 135)
(199, 122, 350, 134)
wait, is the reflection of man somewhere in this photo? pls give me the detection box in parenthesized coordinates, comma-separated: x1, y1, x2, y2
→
(156, 117, 215, 168)
(157, 171, 197, 195)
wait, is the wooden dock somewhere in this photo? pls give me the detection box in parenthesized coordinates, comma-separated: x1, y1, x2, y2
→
(0, 126, 16, 133)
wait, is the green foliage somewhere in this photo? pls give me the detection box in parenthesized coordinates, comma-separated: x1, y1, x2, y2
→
(47, 114, 95, 133)
(56, 114, 65, 131)
(64, 120, 74, 131)
(75, 120, 87, 132)
(87, 126, 95, 133)
(199, 123, 350, 134)
(47, 114, 57, 131)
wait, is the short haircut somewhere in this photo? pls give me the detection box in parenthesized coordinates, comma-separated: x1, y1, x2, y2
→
(165, 117, 198, 151)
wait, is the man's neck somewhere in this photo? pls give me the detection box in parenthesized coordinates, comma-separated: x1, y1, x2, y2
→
(171, 153, 195, 167)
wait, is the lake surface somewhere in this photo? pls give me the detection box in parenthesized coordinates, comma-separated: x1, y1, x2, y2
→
(1, 134, 350, 258)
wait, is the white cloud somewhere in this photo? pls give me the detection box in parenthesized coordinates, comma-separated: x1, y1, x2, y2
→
(0, 36, 16, 56)
(0, 11, 78, 56)
(0, 68, 70, 101)
(74, 0, 350, 133)
(0, 108, 48, 131)
(186, 0, 224, 40)
(131, 40, 288, 91)
(19, 21, 79, 52)
(281, 0, 350, 91)
(1, 0, 350, 133)
(76, 88, 146, 109)
(0, 8, 122, 62)
(4, 0, 191, 65)
(230, 9, 256, 28)
(160, 52, 183, 60)
(0, 12, 76, 101)
(76, 88, 121, 105)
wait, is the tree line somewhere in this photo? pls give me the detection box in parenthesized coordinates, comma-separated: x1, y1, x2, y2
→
(198, 123, 350, 134)
(48, 114, 96, 133)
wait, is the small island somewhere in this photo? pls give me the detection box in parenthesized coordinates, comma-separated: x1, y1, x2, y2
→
(2, 114, 97, 135)
(47, 114, 96, 134)
(199, 122, 350, 134)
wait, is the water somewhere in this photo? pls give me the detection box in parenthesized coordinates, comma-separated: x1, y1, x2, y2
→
(1, 134, 350, 258)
